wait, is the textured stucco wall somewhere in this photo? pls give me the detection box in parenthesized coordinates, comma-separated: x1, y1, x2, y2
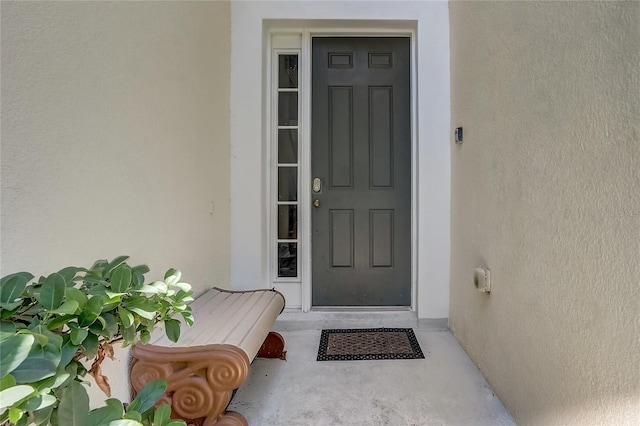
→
(449, 1, 640, 424)
(1, 1, 231, 296)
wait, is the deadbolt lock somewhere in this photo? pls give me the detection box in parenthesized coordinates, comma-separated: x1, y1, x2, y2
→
(313, 177, 322, 193)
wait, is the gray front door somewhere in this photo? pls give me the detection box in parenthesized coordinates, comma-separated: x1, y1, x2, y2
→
(311, 37, 411, 306)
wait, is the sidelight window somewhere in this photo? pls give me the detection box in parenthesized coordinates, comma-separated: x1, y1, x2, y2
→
(274, 53, 299, 279)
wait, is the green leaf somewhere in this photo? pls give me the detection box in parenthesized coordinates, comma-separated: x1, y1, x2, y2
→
(94, 315, 108, 330)
(118, 308, 134, 329)
(131, 265, 150, 275)
(0, 374, 16, 391)
(32, 404, 55, 426)
(150, 281, 169, 293)
(122, 326, 136, 346)
(57, 267, 79, 283)
(88, 321, 104, 336)
(0, 334, 35, 376)
(104, 291, 125, 300)
(123, 297, 157, 320)
(131, 273, 144, 287)
(60, 340, 79, 367)
(1, 306, 21, 320)
(37, 273, 66, 310)
(0, 321, 17, 341)
(0, 385, 34, 410)
(165, 422, 187, 426)
(110, 265, 132, 293)
(163, 269, 177, 280)
(0, 299, 22, 311)
(89, 259, 109, 273)
(32, 325, 64, 351)
(153, 403, 171, 425)
(122, 411, 142, 421)
(24, 329, 48, 347)
(30, 374, 56, 392)
(105, 398, 124, 412)
(0, 272, 33, 304)
(76, 363, 87, 379)
(84, 277, 109, 287)
(46, 314, 77, 330)
(168, 282, 191, 293)
(139, 330, 151, 345)
(102, 256, 130, 277)
(16, 413, 29, 426)
(131, 284, 161, 294)
(164, 275, 180, 288)
(64, 361, 79, 378)
(8, 407, 23, 423)
(88, 398, 123, 426)
(126, 398, 141, 413)
(18, 394, 56, 411)
(70, 328, 88, 345)
(107, 420, 144, 426)
(97, 313, 118, 340)
(102, 299, 121, 313)
(128, 307, 156, 320)
(56, 380, 89, 426)
(49, 300, 80, 315)
(78, 296, 104, 327)
(130, 379, 166, 414)
(11, 356, 57, 383)
(82, 332, 99, 359)
(138, 317, 154, 329)
(180, 311, 195, 327)
(50, 372, 70, 390)
(65, 288, 88, 310)
(164, 319, 181, 343)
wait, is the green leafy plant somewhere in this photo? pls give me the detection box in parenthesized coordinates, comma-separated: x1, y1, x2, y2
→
(0, 256, 194, 425)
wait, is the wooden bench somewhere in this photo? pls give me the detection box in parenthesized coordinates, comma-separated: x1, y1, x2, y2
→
(130, 287, 286, 426)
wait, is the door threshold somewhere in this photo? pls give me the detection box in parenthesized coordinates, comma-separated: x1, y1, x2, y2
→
(311, 306, 412, 312)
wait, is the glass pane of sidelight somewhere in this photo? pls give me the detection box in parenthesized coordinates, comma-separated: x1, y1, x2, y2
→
(279, 55, 298, 88)
(278, 92, 298, 126)
(278, 167, 298, 201)
(278, 129, 298, 164)
(278, 205, 298, 239)
(278, 243, 297, 277)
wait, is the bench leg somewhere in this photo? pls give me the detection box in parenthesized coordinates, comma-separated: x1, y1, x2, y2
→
(257, 331, 286, 360)
(214, 411, 247, 426)
(131, 344, 251, 426)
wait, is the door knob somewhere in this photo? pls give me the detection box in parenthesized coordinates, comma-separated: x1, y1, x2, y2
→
(313, 199, 320, 208)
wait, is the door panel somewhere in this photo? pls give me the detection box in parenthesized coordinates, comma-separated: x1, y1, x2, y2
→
(370, 209, 394, 268)
(329, 87, 353, 188)
(330, 210, 354, 267)
(312, 37, 411, 306)
(369, 87, 393, 188)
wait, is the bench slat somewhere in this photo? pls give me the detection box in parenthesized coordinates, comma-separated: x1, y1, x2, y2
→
(149, 288, 285, 360)
(181, 291, 266, 348)
(205, 291, 267, 344)
(223, 291, 283, 358)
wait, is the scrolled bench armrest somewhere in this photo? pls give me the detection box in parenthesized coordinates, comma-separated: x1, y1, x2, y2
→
(131, 344, 250, 426)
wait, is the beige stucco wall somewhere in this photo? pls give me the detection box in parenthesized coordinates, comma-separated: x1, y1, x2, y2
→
(449, 1, 639, 425)
(1, 1, 231, 296)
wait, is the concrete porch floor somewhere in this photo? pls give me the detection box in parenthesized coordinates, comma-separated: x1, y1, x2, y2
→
(228, 311, 514, 425)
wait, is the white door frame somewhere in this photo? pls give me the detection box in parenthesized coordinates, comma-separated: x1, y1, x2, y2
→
(266, 25, 418, 312)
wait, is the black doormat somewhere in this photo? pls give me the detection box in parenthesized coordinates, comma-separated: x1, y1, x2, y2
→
(317, 328, 425, 361)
